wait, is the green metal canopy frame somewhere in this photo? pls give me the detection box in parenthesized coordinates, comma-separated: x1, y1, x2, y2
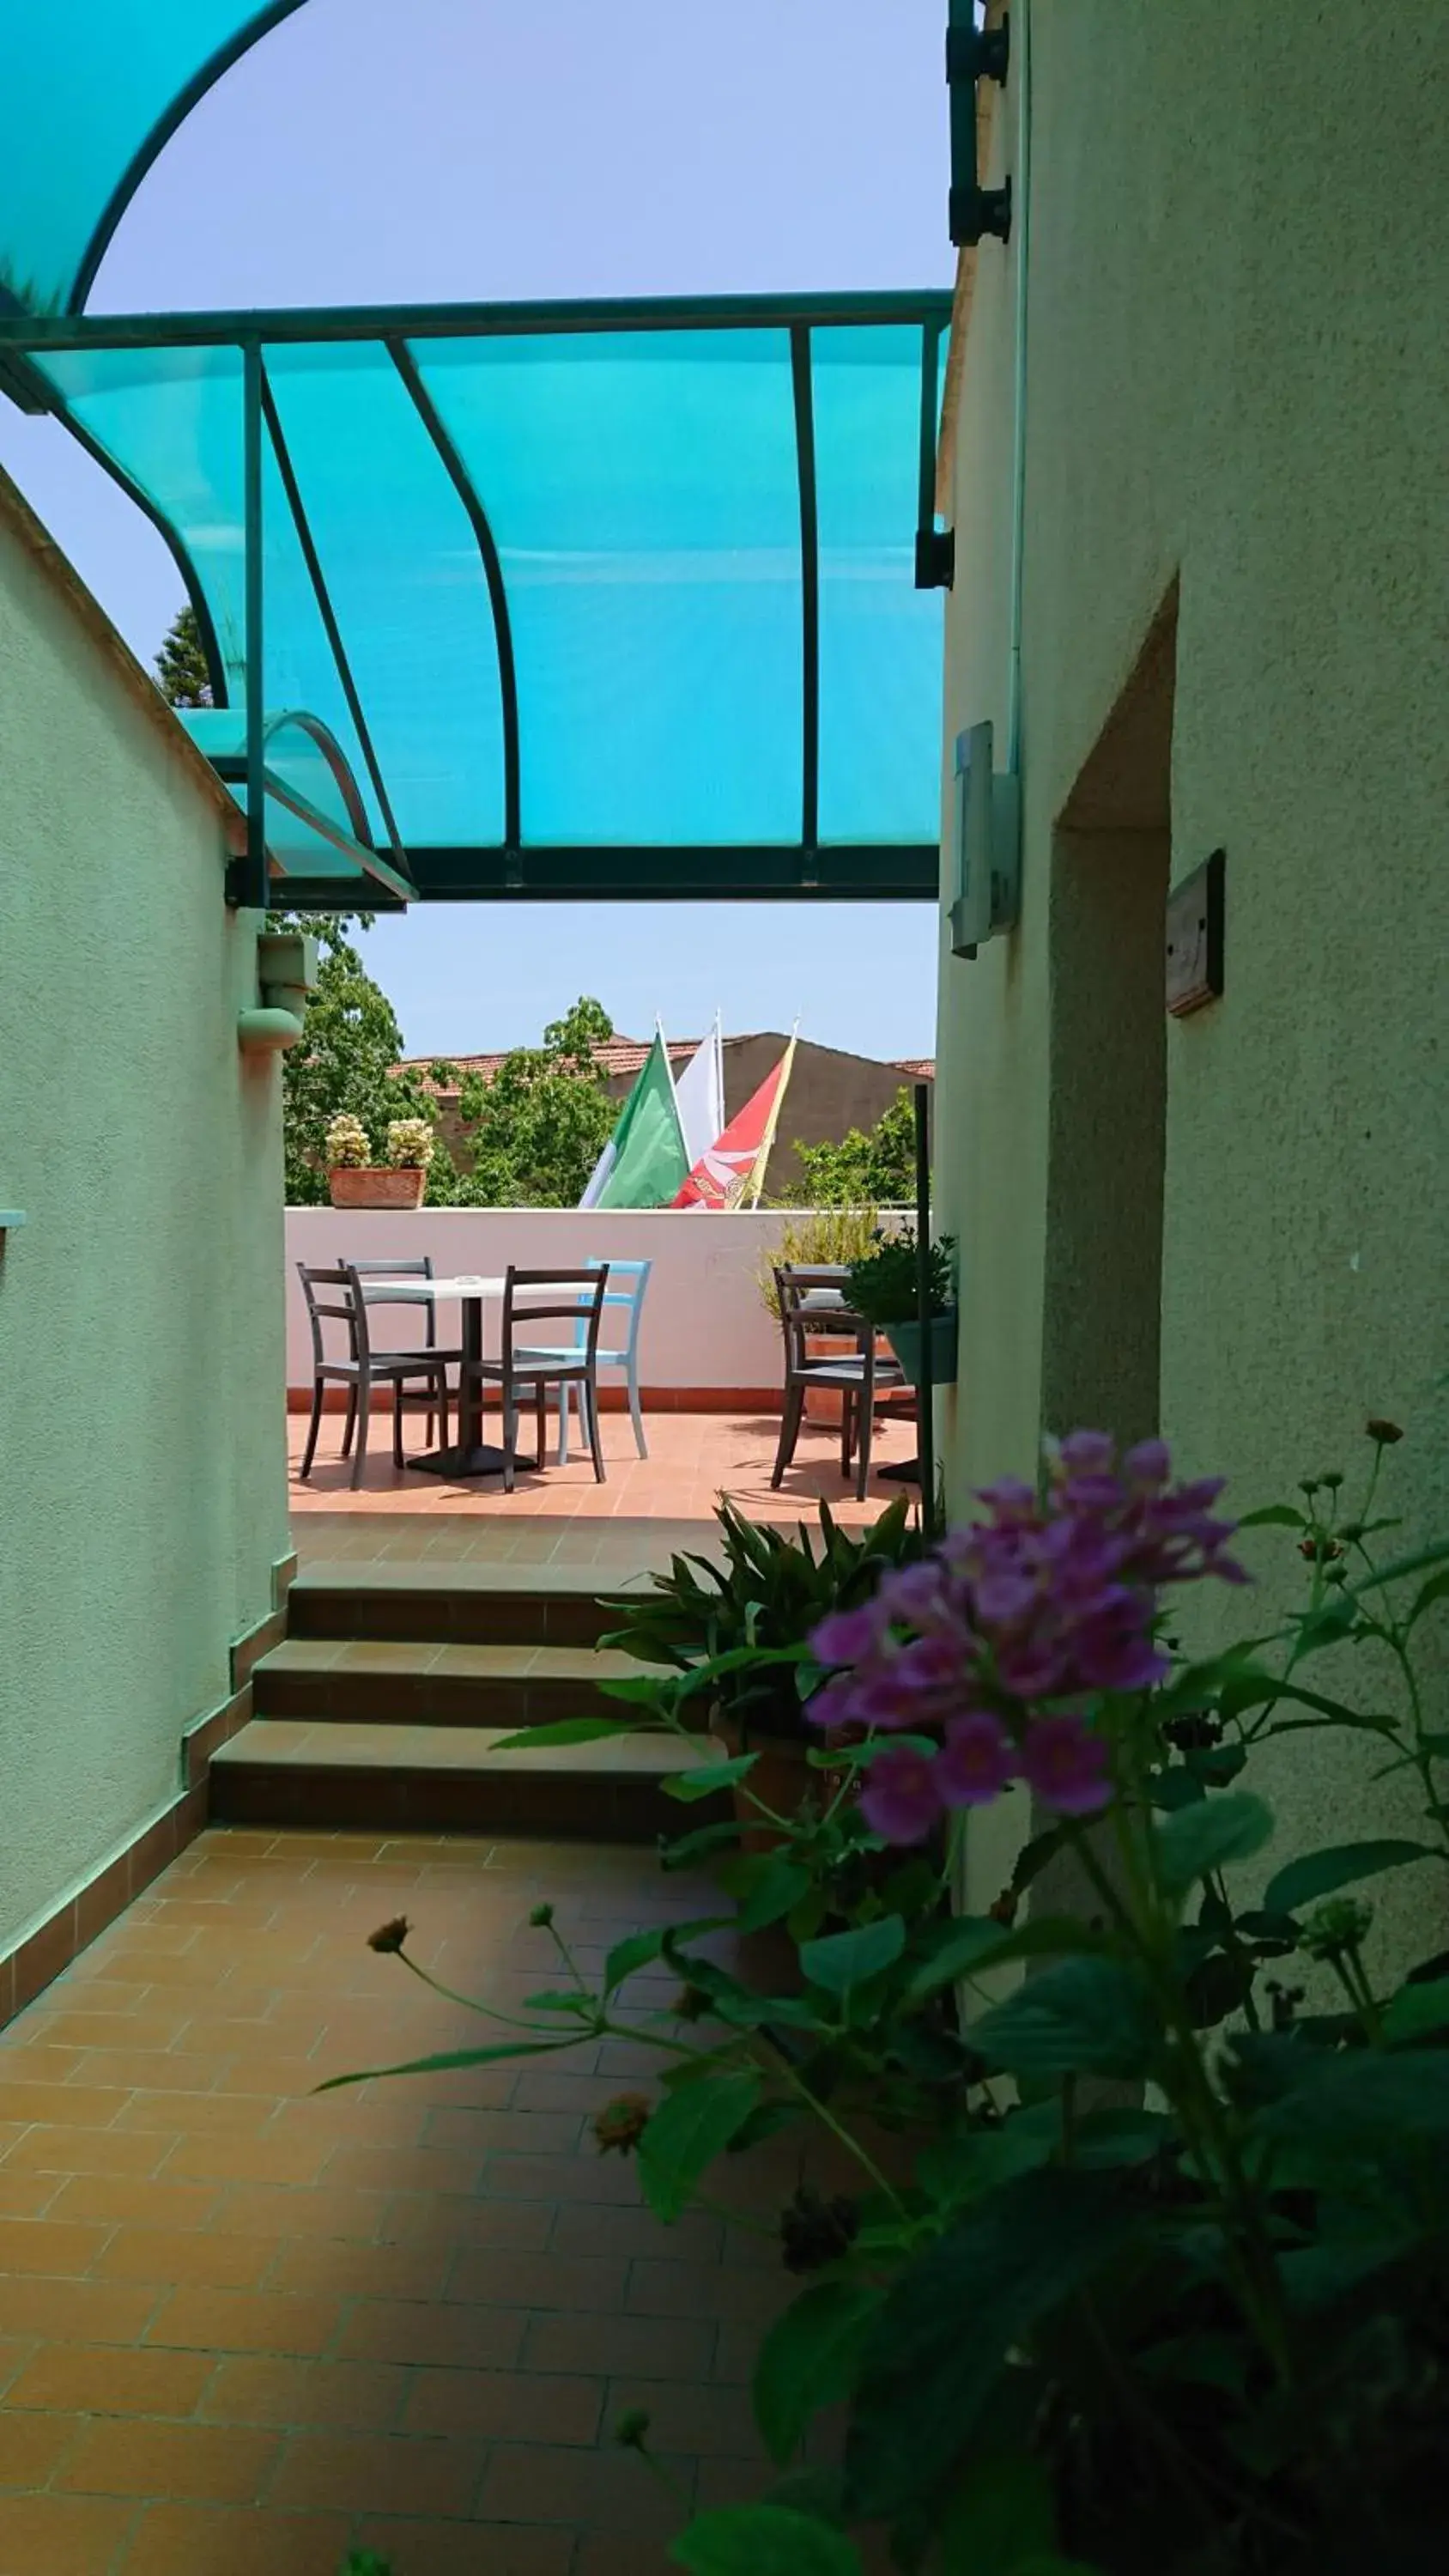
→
(0, 8, 953, 911)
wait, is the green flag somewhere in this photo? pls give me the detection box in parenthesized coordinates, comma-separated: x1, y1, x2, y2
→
(581, 1033, 688, 1209)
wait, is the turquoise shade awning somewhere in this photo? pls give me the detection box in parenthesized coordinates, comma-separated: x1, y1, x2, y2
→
(0, 4, 310, 317)
(3, 295, 951, 905)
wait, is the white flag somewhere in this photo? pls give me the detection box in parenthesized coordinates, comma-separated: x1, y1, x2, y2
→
(672, 1014, 725, 1174)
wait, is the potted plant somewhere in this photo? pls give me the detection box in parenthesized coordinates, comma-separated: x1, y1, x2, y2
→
(846, 1225, 958, 1386)
(759, 1208, 882, 1424)
(326, 1113, 435, 1210)
(600, 1492, 923, 1847)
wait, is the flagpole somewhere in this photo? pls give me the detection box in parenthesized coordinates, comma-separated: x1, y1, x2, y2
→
(746, 1021, 798, 1210)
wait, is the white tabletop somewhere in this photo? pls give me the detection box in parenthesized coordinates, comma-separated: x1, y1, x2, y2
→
(363, 1275, 506, 1302)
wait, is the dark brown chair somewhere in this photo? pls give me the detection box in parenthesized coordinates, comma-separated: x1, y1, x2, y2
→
(296, 1262, 463, 1490)
(344, 1253, 446, 1455)
(464, 1267, 611, 1493)
(770, 1264, 906, 1503)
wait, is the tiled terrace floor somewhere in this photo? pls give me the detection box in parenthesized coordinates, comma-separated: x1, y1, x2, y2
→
(0, 1830, 794, 2574)
(288, 1403, 916, 1526)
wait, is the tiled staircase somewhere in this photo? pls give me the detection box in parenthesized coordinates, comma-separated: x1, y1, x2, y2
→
(211, 1555, 722, 1840)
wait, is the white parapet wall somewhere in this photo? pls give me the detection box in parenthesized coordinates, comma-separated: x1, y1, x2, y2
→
(286, 1206, 850, 1401)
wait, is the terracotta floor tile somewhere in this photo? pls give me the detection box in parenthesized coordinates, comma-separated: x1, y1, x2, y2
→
(207, 2182, 392, 2243)
(47, 2174, 221, 2231)
(7, 2342, 215, 2419)
(521, 2311, 717, 2381)
(147, 2289, 342, 2360)
(0, 2172, 66, 2221)
(477, 2438, 693, 2534)
(55, 2419, 281, 2503)
(337, 2297, 526, 2372)
(0, 2278, 161, 2347)
(0, 2078, 118, 2126)
(361, 2519, 575, 2576)
(200, 2355, 409, 2433)
(117, 2503, 351, 2576)
(0, 2407, 83, 2487)
(0, 2217, 110, 2276)
(403, 2363, 603, 2445)
(268, 2427, 484, 2518)
(446, 2247, 628, 2313)
(263, 2238, 451, 2305)
(110, 2091, 277, 2138)
(26, 2011, 194, 2056)
(0, 2492, 140, 2575)
(159, 2132, 335, 2188)
(93, 2228, 276, 2291)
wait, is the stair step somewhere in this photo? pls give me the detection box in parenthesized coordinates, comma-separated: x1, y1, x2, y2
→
(209, 1720, 728, 1841)
(253, 1639, 663, 1728)
(287, 1561, 653, 1648)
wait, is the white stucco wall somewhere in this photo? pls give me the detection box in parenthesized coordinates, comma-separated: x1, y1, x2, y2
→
(0, 474, 290, 1958)
(285, 1206, 824, 1394)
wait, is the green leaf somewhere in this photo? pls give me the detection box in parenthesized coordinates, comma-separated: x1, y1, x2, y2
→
(1154, 1791, 1274, 1895)
(905, 1914, 1101, 2003)
(663, 1755, 760, 1804)
(670, 2505, 861, 2576)
(1382, 1977, 1449, 2044)
(522, 1990, 597, 2018)
(313, 2038, 572, 2093)
(491, 1717, 644, 1751)
(603, 1919, 727, 1997)
(730, 1856, 811, 1934)
(973, 1958, 1160, 2082)
(1407, 1567, 1449, 1631)
(932, 2452, 1056, 2573)
(637, 2069, 762, 2222)
(1289, 1595, 1361, 1656)
(1352, 1537, 1449, 1597)
(1263, 1838, 1439, 1916)
(845, 2169, 1139, 2518)
(753, 2281, 882, 2466)
(1237, 1504, 1308, 1530)
(799, 1914, 906, 1997)
(1251, 2046, 1449, 2148)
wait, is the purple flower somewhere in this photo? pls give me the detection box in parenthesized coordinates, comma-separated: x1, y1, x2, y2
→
(1124, 1439, 1171, 1490)
(1020, 1715, 1113, 1815)
(810, 1604, 884, 1668)
(803, 1673, 861, 1733)
(937, 1713, 1016, 1807)
(876, 1561, 952, 1627)
(1055, 1431, 1116, 1478)
(859, 1743, 946, 1844)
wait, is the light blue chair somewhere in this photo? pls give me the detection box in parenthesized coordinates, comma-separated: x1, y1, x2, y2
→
(555, 1258, 652, 1463)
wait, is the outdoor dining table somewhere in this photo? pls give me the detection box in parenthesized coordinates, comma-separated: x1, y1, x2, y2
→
(363, 1273, 511, 1479)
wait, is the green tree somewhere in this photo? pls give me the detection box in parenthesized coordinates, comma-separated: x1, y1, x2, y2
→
(787, 1087, 919, 1207)
(266, 913, 461, 1206)
(154, 602, 214, 708)
(451, 997, 618, 1207)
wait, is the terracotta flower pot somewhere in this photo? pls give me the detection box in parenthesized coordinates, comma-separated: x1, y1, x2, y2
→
(718, 1716, 817, 1856)
(328, 1167, 427, 1210)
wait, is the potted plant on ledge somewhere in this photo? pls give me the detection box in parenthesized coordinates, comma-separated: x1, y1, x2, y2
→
(846, 1225, 958, 1386)
(325, 1113, 436, 1211)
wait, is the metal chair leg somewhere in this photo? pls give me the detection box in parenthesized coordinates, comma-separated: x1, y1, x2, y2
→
(350, 1376, 372, 1491)
(300, 1381, 324, 1479)
(772, 1383, 805, 1489)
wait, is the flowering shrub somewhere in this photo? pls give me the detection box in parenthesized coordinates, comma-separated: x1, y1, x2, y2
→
(384, 1116, 435, 1170)
(331, 1423, 1449, 2576)
(324, 1111, 372, 1169)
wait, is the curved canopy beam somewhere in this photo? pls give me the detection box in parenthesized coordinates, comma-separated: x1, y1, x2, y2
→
(0, 5, 315, 319)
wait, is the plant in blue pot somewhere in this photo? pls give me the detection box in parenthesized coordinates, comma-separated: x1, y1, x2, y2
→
(846, 1226, 958, 1386)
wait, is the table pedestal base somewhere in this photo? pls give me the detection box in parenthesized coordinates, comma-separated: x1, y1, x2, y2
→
(409, 1442, 516, 1481)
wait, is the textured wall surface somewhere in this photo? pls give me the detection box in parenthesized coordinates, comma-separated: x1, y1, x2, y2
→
(286, 1205, 865, 1394)
(0, 478, 290, 1955)
(936, 1, 1449, 1935)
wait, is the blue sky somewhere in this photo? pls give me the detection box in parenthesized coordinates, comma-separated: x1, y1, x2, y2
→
(0, 0, 951, 1060)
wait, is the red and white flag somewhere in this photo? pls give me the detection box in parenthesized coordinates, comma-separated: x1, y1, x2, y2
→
(672, 1035, 797, 1210)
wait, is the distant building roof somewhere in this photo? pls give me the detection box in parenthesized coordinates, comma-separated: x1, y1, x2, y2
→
(396, 1035, 935, 1093)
